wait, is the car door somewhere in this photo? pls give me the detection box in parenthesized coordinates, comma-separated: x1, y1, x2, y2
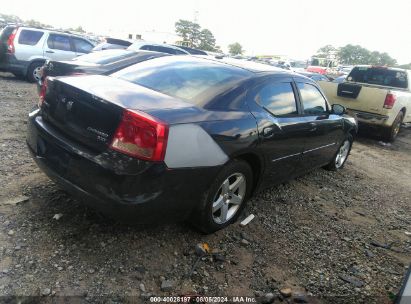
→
(247, 76, 308, 186)
(44, 33, 77, 61)
(71, 37, 94, 56)
(295, 81, 344, 170)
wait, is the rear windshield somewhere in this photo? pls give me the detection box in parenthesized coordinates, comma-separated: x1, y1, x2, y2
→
(73, 50, 136, 64)
(18, 29, 44, 45)
(347, 67, 408, 89)
(112, 56, 251, 103)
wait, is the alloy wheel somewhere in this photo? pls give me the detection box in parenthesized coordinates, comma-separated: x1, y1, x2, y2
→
(33, 67, 42, 82)
(335, 140, 350, 168)
(212, 173, 246, 224)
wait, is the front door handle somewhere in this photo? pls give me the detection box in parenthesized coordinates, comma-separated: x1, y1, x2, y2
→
(45, 50, 54, 53)
(309, 122, 317, 132)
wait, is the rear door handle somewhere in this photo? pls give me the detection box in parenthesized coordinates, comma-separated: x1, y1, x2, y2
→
(45, 50, 54, 53)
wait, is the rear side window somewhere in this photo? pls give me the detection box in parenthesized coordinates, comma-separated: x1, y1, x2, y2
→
(297, 83, 328, 115)
(113, 56, 251, 103)
(47, 34, 71, 51)
(18, 29, 44, 45)
(255, 82, 297, 116)
(348, 67, 408, 89)
(72, 38, 93, 53)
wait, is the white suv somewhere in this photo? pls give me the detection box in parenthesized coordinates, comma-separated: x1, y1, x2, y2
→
(4, 26, 95, 82)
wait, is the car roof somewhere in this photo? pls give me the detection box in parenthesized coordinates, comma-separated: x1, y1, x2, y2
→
(16, 26, 92, 41)
(205, 57, 290, 74)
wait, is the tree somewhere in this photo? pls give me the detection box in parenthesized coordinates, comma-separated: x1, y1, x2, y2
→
(337, 44, 397, 66)
(198, 29, 216, 51)
(175, 19, 201, 47)
(228, 42, 243, 56)
(0, 13, 22, 24)
(316, 44, 336, 58)
(25, 19, 52, 28)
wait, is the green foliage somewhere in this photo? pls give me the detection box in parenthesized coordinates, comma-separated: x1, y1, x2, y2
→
(397, 63, 411, 69)
(25, 19, 52, 28)
(334, 44, 397, 66)
(175, 19, 218, 52)
(0, 13, 22, 24)
(228, 42, 244, 56)
(316, 44, 336, 58)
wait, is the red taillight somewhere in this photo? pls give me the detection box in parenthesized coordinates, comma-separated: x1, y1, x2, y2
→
(38, 77, 48, 107)
(110, 109, 168, 161)
(7, 29, 17, 54)
(384, 93, 396, 109)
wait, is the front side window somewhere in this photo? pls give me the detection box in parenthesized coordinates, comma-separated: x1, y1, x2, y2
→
(254, 82, 297, 116)
(72, 38, 93, 53)
(297, 83, 328, 115)
(47, 34, 71, 51)
(18, 30, 44, 45)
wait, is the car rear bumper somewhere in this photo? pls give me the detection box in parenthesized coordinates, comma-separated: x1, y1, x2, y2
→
(26, 110, 220, 223)
(348, 109, 389, 126)
(2, 54, 29, 75)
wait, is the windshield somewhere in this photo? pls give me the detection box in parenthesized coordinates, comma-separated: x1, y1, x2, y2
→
(73, 50, 135, 64)
(347, 67, 408, 89)
(112, 56, 251, 103)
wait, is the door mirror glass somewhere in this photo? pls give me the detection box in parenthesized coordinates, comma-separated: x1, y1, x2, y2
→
(332, 104, 346, 115)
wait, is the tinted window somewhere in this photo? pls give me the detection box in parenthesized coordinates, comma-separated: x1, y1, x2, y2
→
(297, 83, 328, 115)
(72, 38, 93, 53)
(348, 67, 408, 89)
(18, 30, 44, 45)
(47, 34, 71, 51)
(113, 56, 251, 103)
(0, 26, 16, 42)
(255, 82, 297, 116)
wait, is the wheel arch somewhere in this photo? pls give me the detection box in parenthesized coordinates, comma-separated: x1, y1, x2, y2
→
(234, 152, 264, 196)
(26, 59, 46, 76)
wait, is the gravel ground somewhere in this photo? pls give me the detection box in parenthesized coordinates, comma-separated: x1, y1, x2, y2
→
(0, 72, 410, 303)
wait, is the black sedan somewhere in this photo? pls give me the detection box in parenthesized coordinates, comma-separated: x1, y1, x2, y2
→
(27, 56, 357, 233)
(37, 49, 167, 96)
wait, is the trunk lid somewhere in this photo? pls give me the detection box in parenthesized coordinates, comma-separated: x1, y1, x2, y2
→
(41, 75, 192, 152)
(319, 81, 390, 114)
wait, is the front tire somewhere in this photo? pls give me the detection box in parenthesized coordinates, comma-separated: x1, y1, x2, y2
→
(324, 135, 353, 171)
(190, 160, 253, 234)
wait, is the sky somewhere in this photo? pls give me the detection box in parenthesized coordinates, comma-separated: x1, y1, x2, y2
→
(2, 0, 411, 63)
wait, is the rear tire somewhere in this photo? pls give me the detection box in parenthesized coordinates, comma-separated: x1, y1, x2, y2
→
(324, 135, 353, 171)
(383, 111, 404, 142)
(190, 160, 253, 234)
(26, 61, 44, 83)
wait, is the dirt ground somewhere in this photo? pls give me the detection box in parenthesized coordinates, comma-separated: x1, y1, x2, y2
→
(0, 72, 410, 303)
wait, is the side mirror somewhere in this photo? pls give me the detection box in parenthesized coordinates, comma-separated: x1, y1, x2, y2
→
(331, 104, 346, 115)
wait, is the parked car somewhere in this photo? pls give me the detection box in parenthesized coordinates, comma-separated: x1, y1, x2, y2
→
(127, 41, 189, 55)
(306, 65, 328, 75)
(37, 49, 167, 95)
(172, 45, 207, 55)
(27, 56, 357, 233)
(92, 38, 133, 51)
(332, 75, 346, 83)
(320, 65, 411, 141)
(2, 26, 95, 82)
(297, 71, 330, 82)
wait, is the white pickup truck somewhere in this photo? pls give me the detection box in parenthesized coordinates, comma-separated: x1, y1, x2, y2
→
(319, 65, 411, 141)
